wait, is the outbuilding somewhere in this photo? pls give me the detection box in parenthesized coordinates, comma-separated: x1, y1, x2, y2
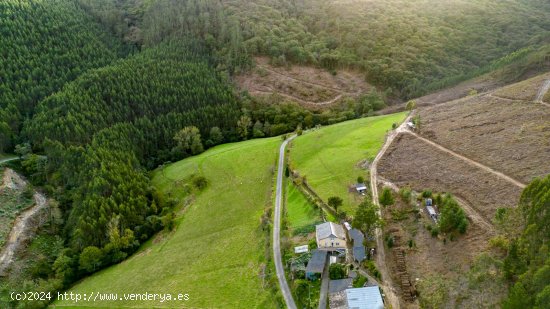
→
(306, 250, 328, 280)
(345, 286, 384, 309)
(355, 183, 368, 194)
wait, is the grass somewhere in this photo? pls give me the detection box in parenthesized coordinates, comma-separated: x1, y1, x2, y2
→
(52, 137, 281, 309)
(285, 182, 321, 231)
(290, 113, 407, 214)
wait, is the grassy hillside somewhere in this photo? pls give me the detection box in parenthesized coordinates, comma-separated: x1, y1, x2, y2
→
(290, 112, 407, 215)
(285, 182, 321, 231)
(52, 137, 280, 308)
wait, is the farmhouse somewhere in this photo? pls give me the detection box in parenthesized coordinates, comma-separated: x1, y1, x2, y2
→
(316, 222, 347, 250)
(306, 250, 328, 280)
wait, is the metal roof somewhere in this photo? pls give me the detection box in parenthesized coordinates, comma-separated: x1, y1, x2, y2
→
(329, 278, 353, 294)
(346, 286, 384, 309)
(355, 183, 368, 191)
(349, 229, 364, 246)
(426, 206, 437, 216)
(294, 245, 309, 254)
(353, 246, 366, 262)
(306, 250, 327, 274)
(316, 222, 346, 241)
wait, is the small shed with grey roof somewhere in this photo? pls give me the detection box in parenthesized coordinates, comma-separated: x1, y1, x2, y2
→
(306, 250, 328, 280)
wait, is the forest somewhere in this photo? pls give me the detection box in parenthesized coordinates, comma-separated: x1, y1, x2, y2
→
(0, 0, 549, 307)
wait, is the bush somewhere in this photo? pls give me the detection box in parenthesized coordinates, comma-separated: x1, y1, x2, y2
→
(329, 263, 347, 280)
(439, 194, 468, 234)
(192, 176, 208, 190)
(386, 235, 394, 248)
(379, 187, 395, 206)
(399, 187, 412, 204)
(364, 260, 381, 280)
(353, 275, 368, 288)
(430, 226, 440, 237)
(422, 190, 432, 198)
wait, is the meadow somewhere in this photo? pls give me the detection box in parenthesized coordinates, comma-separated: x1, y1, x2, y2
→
(52, 137, 281, 308)
(285, 182, 321, 232)
(290, 113, 407, 214)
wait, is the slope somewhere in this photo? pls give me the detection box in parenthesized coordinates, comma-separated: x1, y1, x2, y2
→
(52, 137, 280, 308)
(289, 112, 407, 215)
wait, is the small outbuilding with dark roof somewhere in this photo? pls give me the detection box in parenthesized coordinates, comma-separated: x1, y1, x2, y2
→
(306, 250, 328, 280)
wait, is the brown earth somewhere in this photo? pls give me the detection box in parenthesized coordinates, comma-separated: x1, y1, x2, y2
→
(380, 191, 505, 308)
(492, 72, 550, 102)
(235, 57, 372, 109)
(377, 133, 522, 222)
(418, 94, 550, 184)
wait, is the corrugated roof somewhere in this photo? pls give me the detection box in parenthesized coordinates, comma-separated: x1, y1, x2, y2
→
(306, 250, 327, 274)
(316, 222, 346, 241)
(346, 286, 384, 309)
(426, 206, 436, 216)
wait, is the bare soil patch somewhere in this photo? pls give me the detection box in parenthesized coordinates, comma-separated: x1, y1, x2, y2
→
(378, 134, 521, 222)
(235, 57, 371, 108)
(418, 95, 550, 183)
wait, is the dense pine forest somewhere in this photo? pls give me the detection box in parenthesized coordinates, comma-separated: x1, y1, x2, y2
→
(1, 0, 550, 308)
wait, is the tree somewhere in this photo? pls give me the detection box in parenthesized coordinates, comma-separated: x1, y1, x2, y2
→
(237, 115, 252, 140)
(209, 127, 223, 145)
(79, 246, 104, 273)
(406, 100, 417, 111)
(438, 194, 468, 234)
(173, 126, 204, 155)
(357, 176, 365, 184)
(252, 120, 265, 138)
(352, 199, 380, 237)
(379, 187, 395, 206)
(328, 196, 343, 213)
(14, 142, 32, 158)
(329, 263, 346, 280)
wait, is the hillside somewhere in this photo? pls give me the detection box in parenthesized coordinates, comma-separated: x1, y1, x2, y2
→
(53, 138, 281, 308)
(0, 0, 124, 152)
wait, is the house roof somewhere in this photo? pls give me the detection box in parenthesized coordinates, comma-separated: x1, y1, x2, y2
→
(349, 228, 364, 246)
(355, 183, 368, 191)
(329, 278, 353, 294)
(306, 250, 328, 274)
(316, 222, 346, 241)
(353, 246, 366, 262)
(346, 286, 384, 309)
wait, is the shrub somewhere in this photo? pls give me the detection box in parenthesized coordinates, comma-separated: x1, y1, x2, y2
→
(353, 275, 368, 288)
(192, 175, 208, 190)
(379, 187, 395, 206)
(329, 263, 346, 280)
(422, 190, 432, 198)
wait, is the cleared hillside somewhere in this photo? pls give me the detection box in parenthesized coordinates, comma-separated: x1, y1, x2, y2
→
(418, 74, 550, 184)
(53, 138, 280, 308)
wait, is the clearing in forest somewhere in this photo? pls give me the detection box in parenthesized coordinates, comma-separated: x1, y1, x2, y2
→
(289, 112, 407, 215)
(53, 138, 281, 308)
(236, 57, 372, 109)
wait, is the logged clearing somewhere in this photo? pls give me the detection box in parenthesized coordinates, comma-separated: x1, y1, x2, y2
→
(0, 168, 33, 248)
(53, 138, 280, 309)
(290, 113, 407, 215)
(418, 93, 550, 184)
(492, 72, 550, 101)
(381, 191, 506, 309)
(378, 133, 521, 222)
(236, 57, 371, 108)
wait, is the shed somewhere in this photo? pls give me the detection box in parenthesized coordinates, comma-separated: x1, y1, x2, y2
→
(355, 183, 368, 194)
(329, 278, 353, 294)
(345, 286, 384, 309)
(306, 250, 328, 280)
(295, 245, 309, 254)
(349, 229, 365, 247)
(426, 205, 438, 222)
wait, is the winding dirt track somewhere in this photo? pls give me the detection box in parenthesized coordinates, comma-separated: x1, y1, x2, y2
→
(0, 169, 49, 276)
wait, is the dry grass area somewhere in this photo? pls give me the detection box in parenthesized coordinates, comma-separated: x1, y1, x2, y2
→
(492, 72, 550, 101)
(235, 57, 371, 108)
(378, 134, 521, 222)
(418, 95, 550, 184)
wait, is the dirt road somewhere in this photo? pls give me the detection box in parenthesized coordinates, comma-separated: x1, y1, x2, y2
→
(404, 130, 526, 189)
(370, 116, 411, 309)
(273, 135, 297, 309)
(535, 79, 550, 107)
(0, 170, 49, 276)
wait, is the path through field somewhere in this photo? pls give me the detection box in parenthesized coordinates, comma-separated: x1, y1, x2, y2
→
(273, 135, 297, 309)
(370, 116, 410, 309)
